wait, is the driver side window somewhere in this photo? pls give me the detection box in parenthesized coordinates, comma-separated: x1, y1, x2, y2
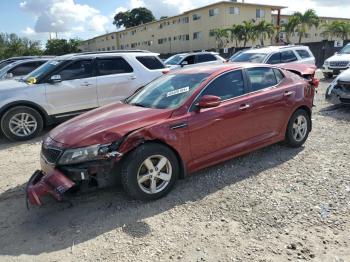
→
(57, 60, 93, 81)
(183, 55, 195, 65)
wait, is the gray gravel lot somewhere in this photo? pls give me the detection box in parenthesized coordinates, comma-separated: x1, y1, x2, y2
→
(0, 74, 349, 262)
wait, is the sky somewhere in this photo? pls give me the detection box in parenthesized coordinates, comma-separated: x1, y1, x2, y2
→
(0, 0, 349, 43)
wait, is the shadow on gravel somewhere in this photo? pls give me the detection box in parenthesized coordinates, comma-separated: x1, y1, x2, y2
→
(0, 144, 303, 256)
(319, 104, 350, 122)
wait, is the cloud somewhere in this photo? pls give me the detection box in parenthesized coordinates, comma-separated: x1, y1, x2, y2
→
(20, 0, 111, 33)
(21, 27, 35, 35)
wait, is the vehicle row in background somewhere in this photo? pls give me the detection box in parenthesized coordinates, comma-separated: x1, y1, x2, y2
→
(326, 68, 350, 105)
(164, 51, 226, 69)
(322, 43, 350, 79)
(0, 58, 51, 80)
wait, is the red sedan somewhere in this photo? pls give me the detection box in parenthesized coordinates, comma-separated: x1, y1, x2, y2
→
(26, 63, 318, 206)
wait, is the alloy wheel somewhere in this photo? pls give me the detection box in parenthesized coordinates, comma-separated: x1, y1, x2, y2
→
(292, 115, 308, 142)
(9, 113, 38, 137)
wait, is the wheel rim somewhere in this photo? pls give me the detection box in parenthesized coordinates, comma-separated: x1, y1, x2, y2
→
(292, 115, 308, 142)
(137, 155, 172, 194)
(9, 113, 37, 137)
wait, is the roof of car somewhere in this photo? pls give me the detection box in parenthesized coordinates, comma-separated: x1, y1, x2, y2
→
(243, 45, 310, 54)
(54, 50, 161, 60)
(172, 63, 260, 75)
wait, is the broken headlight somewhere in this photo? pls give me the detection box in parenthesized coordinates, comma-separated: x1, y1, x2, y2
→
(58, 143, 115, 165)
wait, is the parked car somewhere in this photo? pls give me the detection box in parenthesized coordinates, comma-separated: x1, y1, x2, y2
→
(164, 52, 225, 69)
(325, 68, 350, 105)
(230, 46, 316, 65)
(26, 63, 318, 206)
(0, 56, 54, 70)
(322, 43, 350, 79)
(0, 51, 168, 141)
(0, 58, 51, 80)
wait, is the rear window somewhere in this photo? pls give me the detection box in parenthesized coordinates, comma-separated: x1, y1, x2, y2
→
(96, 57, 133, 76)
(273, 68, 284, 83)
(296, 49, 311, 59)
(246, 67, 277, 92)
(281, 51, 298, 63)
(136, 56, 165, 70)
(196, 54, 217, 63)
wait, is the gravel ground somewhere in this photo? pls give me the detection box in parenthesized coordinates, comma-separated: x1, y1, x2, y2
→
(0, 74, 349, 262)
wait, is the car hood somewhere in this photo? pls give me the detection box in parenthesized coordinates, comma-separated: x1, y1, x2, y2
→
(49, 102, 173, 148)
(326, 54, 350, 62)
(0, 79, 27, 91)
(337, 68, 350, 82)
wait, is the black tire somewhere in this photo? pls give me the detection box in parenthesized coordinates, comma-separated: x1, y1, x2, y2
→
(120, 143, 179, 200)
(0, 106, 44, 141)
(285, 109, 311, 148)
(323, 72, 333, 79)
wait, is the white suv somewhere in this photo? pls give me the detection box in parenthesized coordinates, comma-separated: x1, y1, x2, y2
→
(164, 52, 226, 70)
(230, 45, 316, 65)
(0, 51, 167, 141)
(322, 43, 350, 78)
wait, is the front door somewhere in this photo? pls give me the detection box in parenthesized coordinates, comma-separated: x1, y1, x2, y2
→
(187, 70, 253, 167)
(45, 59, 98, 115)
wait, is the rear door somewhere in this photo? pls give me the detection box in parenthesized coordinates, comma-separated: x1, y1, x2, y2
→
(134, 55, 166, 83)
(244, 67, 295, 141)
(45, 59, 98, 115)
(96, 56, 139, 106)
(195, 53, 222, 66)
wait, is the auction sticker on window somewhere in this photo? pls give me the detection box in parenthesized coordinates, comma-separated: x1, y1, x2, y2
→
(167, 86, 190, 97)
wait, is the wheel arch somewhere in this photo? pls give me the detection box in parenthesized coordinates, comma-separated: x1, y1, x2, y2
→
(0, 101, 52, 126)
(286, 105, 312, 135)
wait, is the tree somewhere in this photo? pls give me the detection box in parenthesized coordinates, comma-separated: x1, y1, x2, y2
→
(282, 16, 300, 44)
(113, 7, 156, 29)
(322, 21, 350, 40)
(240, 21, 258, 47)
(226, 25, 243, 48)
(44, 39, 82, 56)
(255, 21, 275, 46)
(0, 33, 42, 59)
(211, 29, 229, 50)
(293, 9, 319, 44)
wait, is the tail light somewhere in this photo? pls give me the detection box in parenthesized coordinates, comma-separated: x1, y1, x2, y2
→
(312, 78, 319, 88)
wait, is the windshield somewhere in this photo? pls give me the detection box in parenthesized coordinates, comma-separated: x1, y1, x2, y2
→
(23, 60, 62, 83)
(339, 44, 350, 54)
(127, 72, 210, 109)
(164, 54, 186, 65)
(231, 52, 267, 63)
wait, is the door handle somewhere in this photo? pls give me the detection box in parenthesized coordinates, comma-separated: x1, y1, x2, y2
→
(239, 104, 250, 111)
(129, 76, 137, 80)
(284, 91, 294, 97)
(82, 83, 93, 87)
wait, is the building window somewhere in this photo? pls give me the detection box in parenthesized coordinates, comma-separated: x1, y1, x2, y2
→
(112, 46, 115, 50)
(107, 46, 111, 51)
(209, 30, 215, 37)
(182, 17, 189, 23)
(229, 7, 240, 15)
(256, 9, 265, 18)
(193, 13, 201, 20)
(193, 31, 203, 40)
(209, 8, 219, 17)
(111, 35, 114, 39)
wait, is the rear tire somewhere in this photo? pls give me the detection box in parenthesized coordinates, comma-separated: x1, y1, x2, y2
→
(1, 106, 43, 141)
(120, 143, 179, 200)
(323, 72, 333, 79)
(285, 109, 311, 148)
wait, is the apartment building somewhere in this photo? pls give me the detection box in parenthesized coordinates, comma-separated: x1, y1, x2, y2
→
(79, 1, 285, 54)
(272, 14, 350, 44)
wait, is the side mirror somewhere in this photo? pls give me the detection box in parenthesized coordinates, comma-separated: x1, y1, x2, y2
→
(5, 73, 13, 79)
(335, 52, 338, 55)
(197, 95, 221, 109)
(180, 61, 188, 67)
(49, 75, 62, 83)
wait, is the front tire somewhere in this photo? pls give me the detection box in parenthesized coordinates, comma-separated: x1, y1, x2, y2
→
(1, 106, 43, 141)
(120, 143, 179, 200)
(285, 109, 311, 148)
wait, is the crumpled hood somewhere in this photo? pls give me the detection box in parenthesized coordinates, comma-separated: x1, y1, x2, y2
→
(49, 102, 173, 148)
(0, 79, 28, 91)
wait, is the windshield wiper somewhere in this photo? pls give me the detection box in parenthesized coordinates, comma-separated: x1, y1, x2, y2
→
(131, 102, 147, 108)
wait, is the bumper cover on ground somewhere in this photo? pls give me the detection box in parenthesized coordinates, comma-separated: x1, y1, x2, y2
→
(26, 169, 75, 207)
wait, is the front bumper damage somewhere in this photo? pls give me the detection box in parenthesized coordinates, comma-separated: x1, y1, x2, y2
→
(326, 81, 350, 105)
(26, 169, 75, 208)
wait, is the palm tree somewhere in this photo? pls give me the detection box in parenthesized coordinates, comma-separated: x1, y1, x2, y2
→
(282, 16, 300, 44)
(322, 21, 350, 40)
(211, 28, 229, 50)
(241, 20, 257, 47)
(255, 21, 275, 46)
(293, 9, 319, 44)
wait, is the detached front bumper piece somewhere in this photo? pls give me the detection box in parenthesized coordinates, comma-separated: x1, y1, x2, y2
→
(26, 169, 75, 208)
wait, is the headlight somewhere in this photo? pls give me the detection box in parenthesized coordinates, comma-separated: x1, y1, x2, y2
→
(58, 144, 112, 165)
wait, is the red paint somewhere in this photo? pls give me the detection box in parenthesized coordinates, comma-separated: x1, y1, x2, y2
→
(28, 63, 317, 205)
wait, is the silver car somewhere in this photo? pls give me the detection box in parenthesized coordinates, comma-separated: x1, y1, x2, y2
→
(0, 51, 167, 141)
(0, 58, 50, 80)
(326, 68, 350, 105)
(164, 52, 226, 70)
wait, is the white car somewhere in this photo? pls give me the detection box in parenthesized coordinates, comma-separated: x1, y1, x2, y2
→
(164, 52, 226, 70)
(230, 46, 316, 65)
(0, 58, 51, 80)
(322, 43, 350, 79)
(0, 51, 167, 141)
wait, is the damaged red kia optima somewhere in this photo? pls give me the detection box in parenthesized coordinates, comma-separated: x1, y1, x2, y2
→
(26, 63, 318, 207)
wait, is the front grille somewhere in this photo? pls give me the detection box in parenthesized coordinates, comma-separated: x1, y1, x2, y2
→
(41, 144, 62, 164)
(330, 61, 349, 68)
(339, 98, 350, 104)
